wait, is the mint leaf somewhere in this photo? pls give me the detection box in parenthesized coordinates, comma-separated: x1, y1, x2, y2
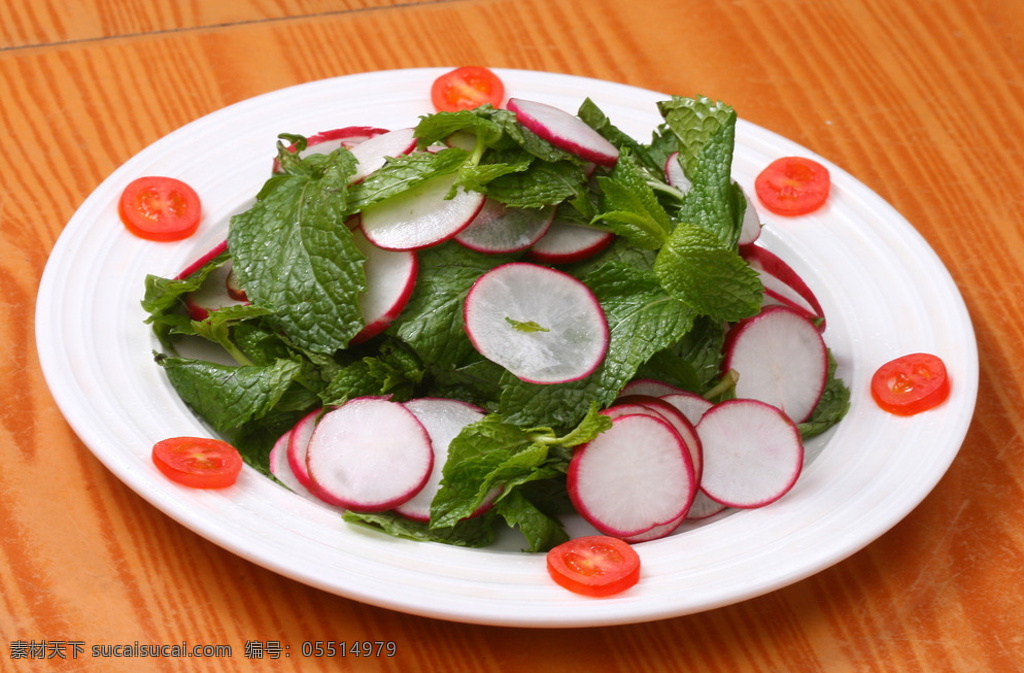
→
(493, 490, 568, 552)
(484, 160, 589, 208)
(431, 414, 551, 528)
(414, 108, 505, 147)
(157, 355, 302, 434)
(594, 152, 673, 249)
(228, 149, 366, 355)
(799, 351, 851, 439)
(389, 242, 516, 371)
(343, 510, 497, 547)
(654, 221, 762, 322)
(658, 96, 741, 244)
(349, 148, 469, 210)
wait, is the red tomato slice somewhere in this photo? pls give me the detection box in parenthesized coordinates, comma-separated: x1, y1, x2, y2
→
(754, 156, 830, 216)
(119, 176, 202, 241)
(431, 66, 505, 112)
(871, 353, 951, 416)
(152, 437, 243, 489)
(546, 535, 641, 597)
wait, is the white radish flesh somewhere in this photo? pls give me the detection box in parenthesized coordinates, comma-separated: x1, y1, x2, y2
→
(723, 305, 828, 424)
(286, 408, 349, 506)
(506, 98, 620, 167)
(455, 199, 555, 254)
(664, 152, 692, 194)
(741, 244, 825, 328)
(359, 173, 486, 250)
(659, 391, 714, 426)
(696, 399, 804, 508)
(274, 126, 390, 172)
(348, 127, 418, 183)
(305, 398, 433, 512)
(270, 428, 341, 508)
(568, 412, 696, 538)
(737, 187, 762, 246)
(183, 260, 248, 320)
(393, 398, 486, 522)
(613, 394, 703, 484)
(528, 220, 615, 265)
(620, 378, 685, 398)
(349, 227, 418, 344)
(463, 262, 609, 384)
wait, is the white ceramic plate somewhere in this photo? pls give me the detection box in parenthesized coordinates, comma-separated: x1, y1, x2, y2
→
(36, 68, 977, 627)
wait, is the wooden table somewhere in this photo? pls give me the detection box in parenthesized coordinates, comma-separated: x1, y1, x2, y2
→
(5, 0, 1023, 670)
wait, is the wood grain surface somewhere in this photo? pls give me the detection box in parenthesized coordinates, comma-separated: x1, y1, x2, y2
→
(4, 0, 1023, 671)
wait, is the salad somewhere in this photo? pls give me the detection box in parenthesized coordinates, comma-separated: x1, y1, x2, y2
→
(141, 85, 851, 556)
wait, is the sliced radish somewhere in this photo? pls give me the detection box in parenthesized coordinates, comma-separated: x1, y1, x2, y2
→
(654, 391, 727, 520)
(463, 262, 609, 384)
(506, 98, 620, 167)
(348, 127, 418, 183)
(664, 152, 692, 194)
(305, 397, 433, 512)
(659, 391, 714, 426)
(620, 378, 685, 398)
(696, 399, 804, 508)
(224, 266, 247, 301)
(285, 408, 349, 506)
(737, 187, 762, 246)
(269, 427, 340, 507)
(273, 126, 390, 172)
(359, 173, 486, 251)
(685, 492, 728, 520)
(268, 429, 300, 489)
(454, 199, 555, 254)
(613, 394, 702, 484)
(723, 305, 828, 423)
(183, 260, 248, 320)
(621, 512, 685, 543)
(393, 398, 487, 522)
(349, 227, 418, 344)
(741, 244, 825, 328)
(528, 220, 615, 264)
(568, 412, 697, 537)
(176, 240, 228, 280)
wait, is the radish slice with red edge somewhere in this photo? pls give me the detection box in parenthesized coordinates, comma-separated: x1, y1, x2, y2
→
(463, 262, 609, 384)
(614, 394, 703, 484)
(664, 152, 691, 194)
(273, 126, 390, 172)
(305, 398, 433, 512)
(393, 398, 487, 522)
(269, 428, 342, 508)
(182, 260, 248, 320)
(349, 227, 418, 344)
(741, 244, 825, 328)
(737, 187, 762, 246)
(696, 399, 804, 508)
(360, 173, 486, 250)
(175, 240, 227, 280)
(285, 408, 349, 506)
(723, 305, 828, 424)
(620, 378, 685, 398)
(568, 412, 697, 538)
(455, 199, 555, 254)
(528, 220, 615, 264)
(506, 98, 619, 167)
(348, 127, 418, 183)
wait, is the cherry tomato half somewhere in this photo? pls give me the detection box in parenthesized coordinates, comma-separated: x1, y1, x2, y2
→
(546, 535, 641, 597)
(152, 437, 243, 489)
(871, 353, 951, 416)
(119, 176, 202, 241)
(431, 66, 505, 112)
(754, 156, 831, 216)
